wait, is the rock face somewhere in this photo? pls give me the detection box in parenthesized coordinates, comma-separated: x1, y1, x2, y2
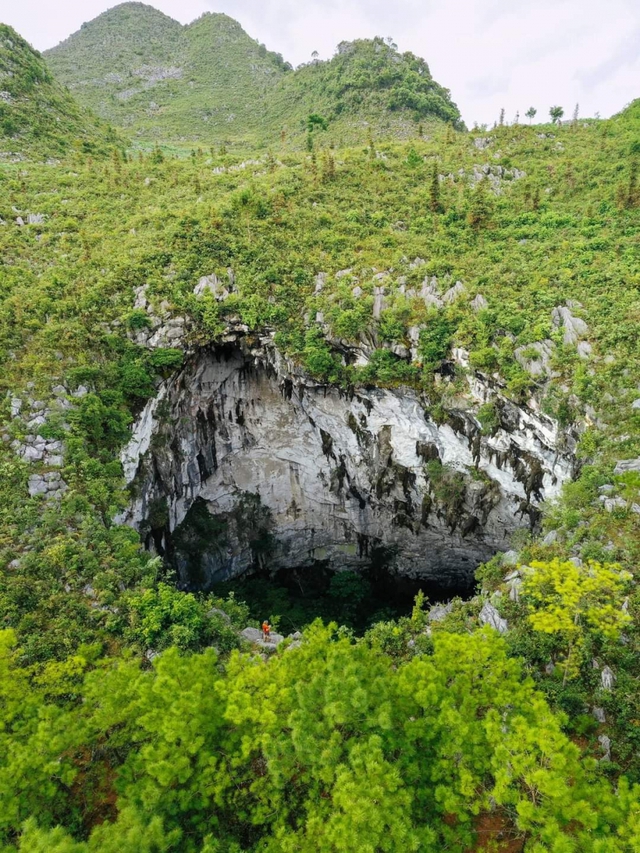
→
(117, 336, 578, 590)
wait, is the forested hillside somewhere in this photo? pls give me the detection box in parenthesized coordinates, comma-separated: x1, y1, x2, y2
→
(0, 24, 120, 159)
(44, 3, 462, 149)
(1, 8, 640, 851)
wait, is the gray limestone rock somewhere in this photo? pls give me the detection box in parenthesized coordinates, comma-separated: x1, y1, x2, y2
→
(601, 666, 615, 690)
(419, 277, 442, 309)
(390, 343, 410, 360)
(116, 340, 578, 587)
(241, 627, 285, 652)
(373, 286, 386, 319)
(207, 607, 231, 622)
(27, 475, 49, 496)
(479, 601, 508, 634)
(514, 340, 555, 378)
(507, 577, 522, 602)
(614, 458, 640, 475)
(598, 734, 612, 762)
(194, 274, 229, 301)
(551, 306, 589, 346)
(241, 627, 262, 643)
(10, 396, 22, 418)
(471, 294, 488, 312)
(442, 281, 465, 304)
(592, 707, 606, 723)
(428, 602, 453, 623)
(602, 497, 627, 512)
(577, 341, 592, 360)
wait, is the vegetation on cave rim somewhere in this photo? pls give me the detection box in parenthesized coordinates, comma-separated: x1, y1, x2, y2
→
(1, 9, 640, 847)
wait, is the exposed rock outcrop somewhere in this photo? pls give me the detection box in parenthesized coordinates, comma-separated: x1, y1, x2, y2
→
(117, 331, 579, 590)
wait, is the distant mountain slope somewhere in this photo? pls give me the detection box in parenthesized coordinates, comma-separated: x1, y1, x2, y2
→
(44, 3, 462, 149)
(270, 38, 463, 147)
(45, 3, 290, 147)
(0, 23, 119, 158)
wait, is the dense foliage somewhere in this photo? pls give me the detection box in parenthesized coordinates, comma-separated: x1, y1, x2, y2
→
(0, 25, 119, 158)
(2, 623, 640, 852)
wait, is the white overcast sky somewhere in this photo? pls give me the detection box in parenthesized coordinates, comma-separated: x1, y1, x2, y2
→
(2, 0, 639, 126)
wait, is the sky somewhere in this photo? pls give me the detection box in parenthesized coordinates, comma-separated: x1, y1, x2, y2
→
(2, 0, 639, 127)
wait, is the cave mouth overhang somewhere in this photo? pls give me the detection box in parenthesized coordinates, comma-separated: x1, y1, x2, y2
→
(117, 341, 579, 590)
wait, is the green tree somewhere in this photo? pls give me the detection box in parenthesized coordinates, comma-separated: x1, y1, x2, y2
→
(467, 176, 493, 230)
(549, 105, 564, 124)
(521, 559, 632, 682)
(525, 106, 537, 123)
(429, 160, 442, 213)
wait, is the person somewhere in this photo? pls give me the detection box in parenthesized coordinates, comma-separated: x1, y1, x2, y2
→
(262, 620, 271, 643)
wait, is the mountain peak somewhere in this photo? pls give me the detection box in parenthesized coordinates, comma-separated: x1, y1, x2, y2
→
(43, 4, 461, 149)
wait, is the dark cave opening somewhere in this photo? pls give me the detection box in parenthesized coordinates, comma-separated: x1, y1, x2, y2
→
(210, 557, 477, 636)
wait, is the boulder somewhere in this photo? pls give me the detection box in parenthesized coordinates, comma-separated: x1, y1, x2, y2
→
(373, 286, 386, 319)
(207, 607, 231, 622)
(194, 274, 229, 301)
(598, 734, 612, 762)
(577, 341, 592, 359)
(241, 627, 285, 651)
(241, 627, 262, 643)
(471, 294, 488, 312)
(602, 496, 627, 512)
(507, 577, 522, 602)
(614, 458, 640, 475)
(601, 666, 615, 690)
(501, 550, 518, 566)
(428, 602, 453, 623)
(27, 475, 48, 496)
(479, 601, 508, 634)
(514, 340, 555, 378)
(551, 306, 589, 346)
(442, 281, 465, 304)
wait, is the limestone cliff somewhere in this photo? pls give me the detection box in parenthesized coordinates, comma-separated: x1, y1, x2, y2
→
(117, 330, 579, 589)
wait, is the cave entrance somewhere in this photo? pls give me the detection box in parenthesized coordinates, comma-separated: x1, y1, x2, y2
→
(210, 558, 477, 636)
